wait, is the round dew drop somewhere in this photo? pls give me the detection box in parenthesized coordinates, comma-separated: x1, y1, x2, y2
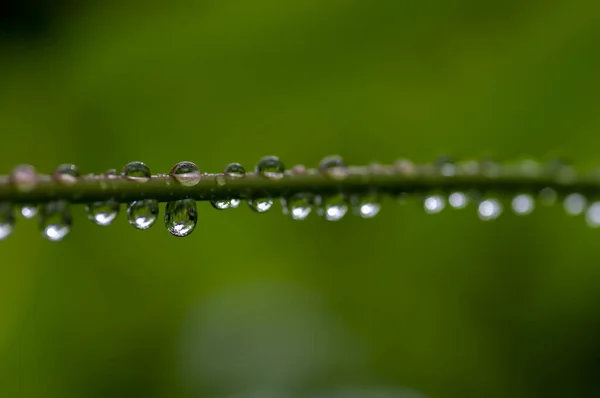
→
(121, 161, 151, 182)
(564, 193, 587, 216)
(586, 202, 600, 228)
(318, 155, 348, 179)
(0, 202, 15, 241)
(127, 199, 159, 230)
(248, 197, 273, 213)
(224, 163, 245, 178)
(164, 199, 198, 237)
(86, 200, 120, 226)
(424, 195, 445, 214)
(53, 164, 80, 185)
(20, 205, 38, 219)
(40, 201, 72, 242)
(282, 194, 313, 220)
(350, 194, 380, 219)
(10, 164, 39, 192)
(210, 198, 231, 210)
(170, 161, 200, 187)
(255, 156, 285, 179)
(511, 194, 535, 215)
(478, 199, 502, 221)
(448, 192, 468, 209)
(317, 194, 348, 221)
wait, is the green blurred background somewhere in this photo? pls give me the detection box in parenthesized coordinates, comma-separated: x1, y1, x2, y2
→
(2, 1, 600, 397)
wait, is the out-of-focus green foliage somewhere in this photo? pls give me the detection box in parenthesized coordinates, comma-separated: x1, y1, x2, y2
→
(1, 1, 600, 397)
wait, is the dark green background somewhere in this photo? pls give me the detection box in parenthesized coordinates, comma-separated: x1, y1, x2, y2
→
(1, 1, 600, 397)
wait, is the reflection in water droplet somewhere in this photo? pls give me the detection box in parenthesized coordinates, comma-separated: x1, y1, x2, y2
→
(170, 161, 200, 186)
(351, 194, 380, 218)
(86, 200, 120, 226)
(165, 199, 198, 237)
(281, 194, 312, 220)
(424, 195, 445, 214)
(40, 201, 72, 241)
(127, 199, 159, 230)
(564, 193, 586, 216)
(512, 194, 534, 215)
(229, 199, 241, 208)
(0, 202, 15, 240)
(224, 163, 245, 178)
(20, 205, 38, 219)
(53, 164, 79, 185)
(256, 156, 284, 179)
(10, 164, 38, 192)
(248, 197, 273, 213)
(448, 192, 468, 209)
(586, 202, 600, 227)
(319, 155, 348, 179)
(210, 198, 231, 210)
(539, 187, 557, 206)
(122, 161, 151, 182)
(478, 199, 502, 221)
(316, 194, 347, 221)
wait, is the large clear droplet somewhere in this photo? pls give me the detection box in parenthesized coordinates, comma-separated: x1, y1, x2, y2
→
(224, 163, 246, 178)
(86, 200, 120, 226)
(448, 192, 468, 209)
(350, 194, 380, 218)
(511, 194, 535, 215)
(20, 205, 38, 219)
(165, 199, 197, 237)
(52, 164, 79, 185)
(282, 194, 313, 220)
(424, 195, 445, 214)
(319, 155, 348, 179)
(40, 201, 72, 241)
(248, 197, 273, 213)
(586, 202, 600, 227)
(478, 198, 502, 221)
(317, 194, 348, 221)
(121, 161, 151, 182)
(127, 199, 159, 230)
(0, 202, 15, 240)
(255, 156, 285, 179)
(564, 193, 586, 216)
(10, 165, 38, 192)
(170, 161, 200, 186)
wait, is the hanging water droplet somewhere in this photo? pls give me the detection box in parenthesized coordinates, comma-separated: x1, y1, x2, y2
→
(248, 197, 273, 213)
(511, 194, 535, 215)
(448, 192, 468, 209)
(435, 155, 456, 177)
(170, 161, 200, 186)
(586, 202, 600, 227)
(40, 201, 72, 241)
(20, 205, 38, 219)
(316, 194, 348, 221)
(210, 198, 232, 210)
(282, 194, 313, 220)
(52, 164, 79, 185)
(164, 199, 197, 237)
(127, 199, 159, 230)
(255, 156, 285, 179)
(229, 198, 241, 208)
(478, 199, 502, 221)
(10, 164, 38, 192)
(539, 187, 557, 206)
(424, 195, 445, 214)
(86, 200, 120, 226)
(564, 193, 587, 216)
(122, 161, 151, 182)
(224, 163, 245, 178)
(319, 155, 348, 180)
(350, 194, 380, 218)
(0, 202, 15, 240)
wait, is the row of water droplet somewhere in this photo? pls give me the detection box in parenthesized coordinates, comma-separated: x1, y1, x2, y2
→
(1, 156, 599, 241)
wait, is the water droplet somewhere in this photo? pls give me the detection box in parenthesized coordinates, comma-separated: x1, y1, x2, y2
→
(165, 199, 197, 237)
(316, 194, 348, 221)
(539, 187, 557, 206)
(86, 200, 120, 226)
(0, 203, 15, 240)
(224, 163, 245, 178)
(20, 205, 38, 219)
(122, 161, 151, 182)
(424, 195, 445, 214)
(511, 194, 535, 215)
(282, 194, 313, 220)
(170, 161, 200, 186)
(248, 197, 273, 213)
(586, 202, 600, 227)
(40, 201, 72, 241)
(564, 193, 587, 216)
(435, 155, 456, 177)
(230, 199, 241, 208)
(448, 192, 468, 209)
(319, 155, 348, 180)
(255, 156, 285, 179)
(215, 175, 227, 186)
(350, 194, 380, 218)
(210, 198, 232, 210)
(53, 164, 79, 185)
(478, 199, 502, 221)
(127, 199, 159, 230)
(10, 164, 38, 192)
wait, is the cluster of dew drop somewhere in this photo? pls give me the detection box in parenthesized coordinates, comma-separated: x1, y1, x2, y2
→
(2, 155, 600, 242)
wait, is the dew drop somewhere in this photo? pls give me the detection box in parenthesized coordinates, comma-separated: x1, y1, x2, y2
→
(478, 199, 502, 221)
(248, 197, 273, 213)
(122, 161, 151, 182)
(350, 194, 380, 218)
(0, 202, 15, 240)
(511, 194, 535, 215)
(319, 155, 348, 180)
(586, 202, 600, 227)
(165, 199, 197, 237)
(255, 156, 285, 179)
(53, 164, 79, 185)
(224, 163, 245, 178)
(10, 164, 38, 192)
(229, 198, 241, 208)
(127, 199, 159, 230)
(86, 200, 120, 226)
(564, 193, 587, 216)
(539, 187, 557, 206)
(210, 198, 231, 210)
(20, 205, 38, 219)
(40, 201, 72, 241)
(316, 194, 348, 221)
(424, 195, 445, 214)
(435, 155, 456, 177)
(448, 192, 468, 209)
(170, 161, 200, 187)
(282, 194, 313, 220)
